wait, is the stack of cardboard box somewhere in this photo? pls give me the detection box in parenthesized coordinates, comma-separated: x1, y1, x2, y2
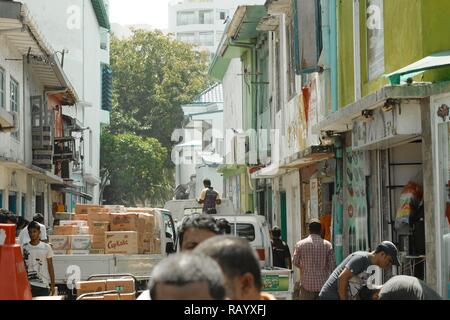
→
(76, 278, 136, 300)
(49, 220, 92, 255)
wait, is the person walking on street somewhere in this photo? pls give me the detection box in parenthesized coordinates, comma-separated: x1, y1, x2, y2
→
(293, 219, 336, 300)
(319, 241, 400, 300)
(271, 226, 292, 269)
(198, 179, 221, 214)
(22, 221, 55, 297)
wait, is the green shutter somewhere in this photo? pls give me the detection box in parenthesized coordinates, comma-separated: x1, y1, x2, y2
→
(91, 0, 110, 30)
(102, 65, 112, 112)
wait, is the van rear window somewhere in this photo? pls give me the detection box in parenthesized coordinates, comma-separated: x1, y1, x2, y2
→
(230, 224, 255, 242)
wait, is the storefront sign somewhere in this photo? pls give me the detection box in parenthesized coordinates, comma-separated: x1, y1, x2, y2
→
(352, 102, 421, 150)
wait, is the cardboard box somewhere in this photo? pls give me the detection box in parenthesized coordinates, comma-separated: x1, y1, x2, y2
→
(75, 204, 104, 215)
(60, 220, 88, 228)
(137, 213, 156, 233)
(106, 279, 135, 294)
(73, 214, 88, 221)
(89, 249, 105, 254)
(48, 235, 71, 250)
(76, 280, 106, 296)
(53, 225, 78, 235)
(70, 235, 92, 250)
(87, 207, 111, 215)
(104, 293, 136, 300)
(87, 212, 111, 226)
(89, 221, 110, 234)
(79, 226, 90, 235)
(104, 205, 126, 213)
(67, 250, 90, 255)
(91, 234, 105, 249)
(110, 213, 139, 232)
(105, 231, 138, 254)
(55, 212, 75, 221)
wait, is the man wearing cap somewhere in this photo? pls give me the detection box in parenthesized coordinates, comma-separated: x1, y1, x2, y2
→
(293, 219, 336, 300)
(319, 241, 400, 300)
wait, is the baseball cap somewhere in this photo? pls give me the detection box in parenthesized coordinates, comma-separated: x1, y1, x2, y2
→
(376, 241, 400, 266)
(309, 218, 321, 225)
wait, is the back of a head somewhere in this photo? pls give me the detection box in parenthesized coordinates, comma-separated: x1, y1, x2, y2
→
(194, 235, 262, 290)
(33, 213, 44, 224)
(272, 226, 281, 239)
(308, 220, 322, 235)
(203, 179, 212, 187)
(148, 252, 225, 300)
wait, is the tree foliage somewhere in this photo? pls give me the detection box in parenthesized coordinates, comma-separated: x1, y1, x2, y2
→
(109, 29, 211, 149)
(100, 130, 172, 207)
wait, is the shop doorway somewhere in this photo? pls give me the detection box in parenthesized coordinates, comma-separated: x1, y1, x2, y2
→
(382, 140, 425, 279)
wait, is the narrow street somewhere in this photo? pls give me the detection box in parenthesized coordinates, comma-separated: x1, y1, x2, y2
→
(0, 0, 449, 304)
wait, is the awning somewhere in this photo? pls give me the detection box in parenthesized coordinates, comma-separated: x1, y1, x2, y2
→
(0, 106, 14, 131)
(250, 163, 286, 179)
(386, 50, 450, 85)
(60, 188, 93, 201)
(0, 157, 63, 185)
(209, 5, 267, 80)
(280, 145, 334, 169)
(0, 2, 78, 105)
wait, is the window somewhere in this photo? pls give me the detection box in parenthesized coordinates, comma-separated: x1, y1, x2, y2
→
(0, 67, 5, 109)
(177, 33, 196, 45)
(10, 78, 19, 139)
(366, 0, 385, 80)
(199, 10, 213, 24)
(230, 223, 256, 242)
(199, 32, 214, 46)
(177, 11, 196, 26)
(219, 11, 228, 20)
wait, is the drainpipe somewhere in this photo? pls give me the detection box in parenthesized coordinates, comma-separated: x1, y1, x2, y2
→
(333, 135, 344, 264)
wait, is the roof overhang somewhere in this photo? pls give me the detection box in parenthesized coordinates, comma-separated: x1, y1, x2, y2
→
(209, 5, 267, 80)
(280, 145, 334, 169)
(386, 50, 450, 85)
(250, 163, 287, 179)
(0, 157, 63, 185)
(91, 0, 111, 30)
(0, 2, 78, 105)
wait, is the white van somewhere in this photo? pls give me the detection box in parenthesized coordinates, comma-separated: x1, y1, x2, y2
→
(214, 214, 273, 268)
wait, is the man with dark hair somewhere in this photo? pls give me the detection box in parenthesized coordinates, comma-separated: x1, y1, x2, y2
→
(293, 219, 336, 300)
(198, 179, 221, 214)
(18, 213, 47, 245)
(22, 221, 55, 297)
(148, 253, 226, 300)
(271, 226, 292, 269)
(194, 235, 275, 300)
(178, 214, 228, 251)
(319, 241, 400, 300)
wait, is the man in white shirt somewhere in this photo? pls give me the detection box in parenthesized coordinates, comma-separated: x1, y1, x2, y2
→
(18, 214, 47, 246)
(22, 221, 55, 297)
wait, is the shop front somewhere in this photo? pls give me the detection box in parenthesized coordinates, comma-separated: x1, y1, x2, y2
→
(431, 93, 450, 299)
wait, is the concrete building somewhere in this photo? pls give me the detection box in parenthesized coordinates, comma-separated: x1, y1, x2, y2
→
(172, 84, 224, 200)
(20, 0, 112, 209)
(0, 1, 78, 224)
(168, 0, 265, 56)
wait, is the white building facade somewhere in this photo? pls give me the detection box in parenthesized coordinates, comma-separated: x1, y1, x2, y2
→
(169, 0, 265, 56)
(21, 0, 112, 208)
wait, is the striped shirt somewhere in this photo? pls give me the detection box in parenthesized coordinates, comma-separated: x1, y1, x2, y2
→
(293, 234, 336, 292)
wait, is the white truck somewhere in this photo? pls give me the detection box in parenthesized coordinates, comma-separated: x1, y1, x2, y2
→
(52, 208, 177, 297)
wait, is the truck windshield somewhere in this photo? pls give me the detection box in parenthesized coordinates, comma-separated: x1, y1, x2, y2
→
(230, 223, 255, 242)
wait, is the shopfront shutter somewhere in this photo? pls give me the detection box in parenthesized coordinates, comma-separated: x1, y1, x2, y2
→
(102, 64, 112, 112)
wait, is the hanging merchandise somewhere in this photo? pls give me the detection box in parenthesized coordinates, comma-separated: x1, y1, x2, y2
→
(395, 181, 423, 230)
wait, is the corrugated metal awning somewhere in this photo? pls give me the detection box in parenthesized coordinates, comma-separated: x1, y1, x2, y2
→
(0, 2, 78, 105)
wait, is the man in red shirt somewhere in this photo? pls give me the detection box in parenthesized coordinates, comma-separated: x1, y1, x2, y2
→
(293, 219, 336, 300)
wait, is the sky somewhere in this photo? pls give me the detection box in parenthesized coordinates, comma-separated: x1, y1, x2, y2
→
(109, 0, 170, 29)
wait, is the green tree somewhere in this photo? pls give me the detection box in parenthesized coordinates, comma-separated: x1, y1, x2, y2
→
(109, 29, 211, 150)
(100, 130, 172, 207)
